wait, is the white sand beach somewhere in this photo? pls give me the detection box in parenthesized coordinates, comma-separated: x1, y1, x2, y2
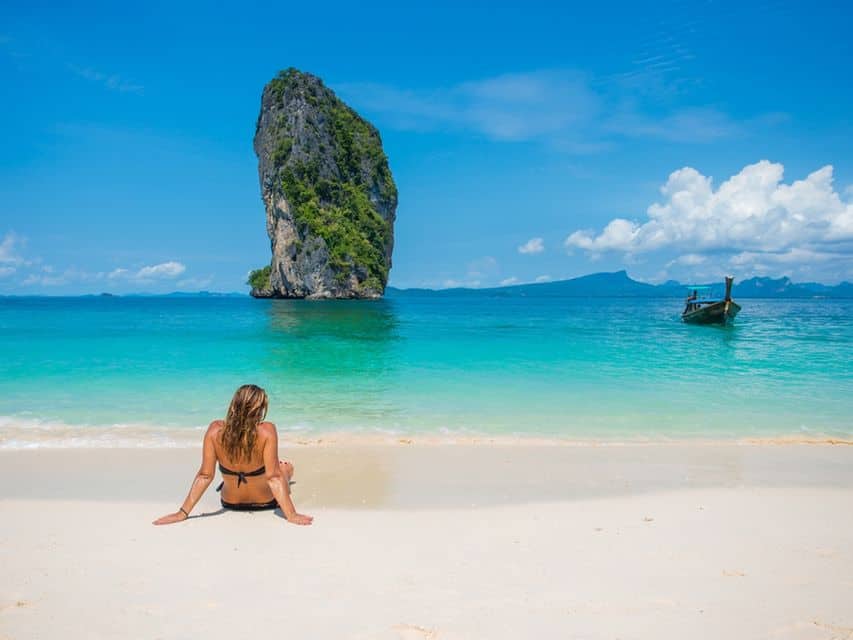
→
(1, 442, 852, 639)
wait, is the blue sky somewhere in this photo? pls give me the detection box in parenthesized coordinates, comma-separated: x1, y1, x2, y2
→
(1, 0, 852, 294)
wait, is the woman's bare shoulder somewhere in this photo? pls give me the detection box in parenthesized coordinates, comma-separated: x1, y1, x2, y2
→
(257, 421, 277, 437)
(205, 420, 225, 437)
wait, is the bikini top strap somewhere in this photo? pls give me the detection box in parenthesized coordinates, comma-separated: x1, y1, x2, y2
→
(218, 463, 266, 488)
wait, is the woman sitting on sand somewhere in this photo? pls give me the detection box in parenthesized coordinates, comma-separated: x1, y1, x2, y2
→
(153, 384, 313, 526)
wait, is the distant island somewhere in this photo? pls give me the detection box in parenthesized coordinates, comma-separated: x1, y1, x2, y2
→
(389, 271, 853, 299)
(248, 68, 397, 300)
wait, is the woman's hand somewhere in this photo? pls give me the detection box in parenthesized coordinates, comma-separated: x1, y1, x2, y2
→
(286, 512, 314, 526)
(152, 510, 189, 526)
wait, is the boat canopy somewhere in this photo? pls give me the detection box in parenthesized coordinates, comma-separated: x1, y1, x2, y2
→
(684, 285, 713, 290)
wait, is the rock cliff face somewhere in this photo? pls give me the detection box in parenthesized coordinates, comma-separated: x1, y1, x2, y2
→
(249, 68, 397, 299)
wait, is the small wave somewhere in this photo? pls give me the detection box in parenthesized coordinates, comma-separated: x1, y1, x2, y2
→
(0, 416, 399, 449)
(0, 416, 206, 449)
(2, 415, 850, 450)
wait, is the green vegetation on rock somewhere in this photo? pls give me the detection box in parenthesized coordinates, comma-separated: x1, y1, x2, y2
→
(246, 265, 271, 291)
(281, 168, 389, 290)
(270, 136, 293, 166)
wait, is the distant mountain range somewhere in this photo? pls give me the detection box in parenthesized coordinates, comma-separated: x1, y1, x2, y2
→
(389, 271, 853, 299)
(4, 272, 851, 299)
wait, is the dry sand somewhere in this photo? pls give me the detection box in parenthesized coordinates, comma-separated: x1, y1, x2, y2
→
(1, 442, 852, 639)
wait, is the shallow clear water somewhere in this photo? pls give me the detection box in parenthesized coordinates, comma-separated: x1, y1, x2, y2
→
(1, 292, 851, 446)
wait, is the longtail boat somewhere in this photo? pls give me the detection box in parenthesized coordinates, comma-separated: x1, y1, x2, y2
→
(681, 276, 741, 325)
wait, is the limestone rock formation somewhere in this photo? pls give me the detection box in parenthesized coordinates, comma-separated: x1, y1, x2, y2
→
(249, 68, 397, 299)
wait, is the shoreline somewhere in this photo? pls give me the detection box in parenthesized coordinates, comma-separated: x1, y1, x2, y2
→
(2, 420, 852, 450)
(2, 435, 852, 450)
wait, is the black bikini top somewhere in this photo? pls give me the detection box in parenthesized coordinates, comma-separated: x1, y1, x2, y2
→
(217, 463, 265, 489)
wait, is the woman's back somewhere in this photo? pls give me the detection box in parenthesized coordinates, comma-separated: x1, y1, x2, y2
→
(210, 419, 276, 504)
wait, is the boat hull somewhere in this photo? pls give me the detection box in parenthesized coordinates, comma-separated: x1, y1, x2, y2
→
(682, 300, 741, 325)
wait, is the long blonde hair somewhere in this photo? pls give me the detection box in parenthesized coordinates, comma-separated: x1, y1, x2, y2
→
(220, 384, 269, 462)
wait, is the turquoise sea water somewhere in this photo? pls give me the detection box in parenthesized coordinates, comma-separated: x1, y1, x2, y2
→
(1, 292, 851, 447)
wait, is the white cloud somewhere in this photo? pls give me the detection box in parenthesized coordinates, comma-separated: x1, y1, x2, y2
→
(466, 256, 498, 279)
(500, 277, 519, 286)
(16, 260, 188, 289)
(1, 231, 186, 295)
(136, 261, 185, 279)
(566, 161, 853, 279)
(176, 276, 213, 289)
(566, 218, 640, 252)
(605, 107, 738, 143)
(68, 64, 143, 94)
(719, 247, 853, 283)
(339, 68, 777, 150)
(535, 275, 552, 283)
(441, 278, 479, 289)
(518, 237, 545, 254)
(443, 257, 498, 289)
(22, 267, 99, 287)
(108, 261, 186, 281)
(339, 71, 598, 143)
(0, 232, 24, 265)
(666, 253, 706, 267)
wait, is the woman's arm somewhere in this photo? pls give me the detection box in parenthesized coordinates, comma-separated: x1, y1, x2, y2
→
(262, 423, 313, 526)
(153, 422, 218, 525)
